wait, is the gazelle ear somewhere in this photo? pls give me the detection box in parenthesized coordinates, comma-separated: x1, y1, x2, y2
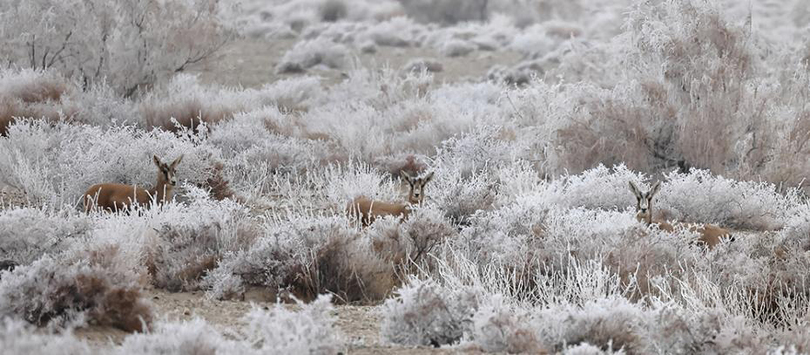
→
(153, 155, 162, 167)
(650, 181, 662, 197)
(628, 181, 642, 198)
(402, 171, 413, 185)
(423, 172, 434, 184)
(170, 155, 184, 169)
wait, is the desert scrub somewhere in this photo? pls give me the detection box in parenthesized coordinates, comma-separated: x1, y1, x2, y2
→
(0, 207, 92, 266)
(0, 254, 152, 332)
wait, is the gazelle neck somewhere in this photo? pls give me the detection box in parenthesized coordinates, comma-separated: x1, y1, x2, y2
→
(636, 212, 652, 225)
(150, 176, 173, 204)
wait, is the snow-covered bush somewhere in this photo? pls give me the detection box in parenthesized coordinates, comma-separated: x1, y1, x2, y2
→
(0, 254, 152, 332)
(0, 68, 77, 136)
(0, 207, 92, 265)
(118, 295, 342, 354)
(242, 294, 342, 354)
(276, 38, 352, 74)
(115, 318, 245, 354)
(381, 278, 481, 346)
(471, 295, 545, 353)
(204, 212, 396, 303)
(143, 194, 256, 292)
(0, 318, 91, 355)
(398, 0, 493, 24)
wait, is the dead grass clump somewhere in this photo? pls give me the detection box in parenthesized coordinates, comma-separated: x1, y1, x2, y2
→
(205, 161, 237, 201)
(555, 86, 674, 174)
(291, 235, 369, 304)
(0, 69, 77, 135)
(286, 219, 401, 304)
(12, 78, 66, 104)
(77, 275, 153, 332)
(147, 223, 222, 292)
(381, 278, 481, 347)
(400, 208, 457, 266)
(558, 298, 647, 354)
(603, 227, 695, 302)
(375, 154, 428, 179)
(142, 98, 230, 132)
(0, 95, 78, 136)
(0, 69, 69, 103)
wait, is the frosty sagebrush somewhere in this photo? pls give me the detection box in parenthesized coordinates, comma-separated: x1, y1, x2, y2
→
(0, 295, 342, 355)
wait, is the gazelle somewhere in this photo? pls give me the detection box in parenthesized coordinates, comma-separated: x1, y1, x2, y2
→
(629, 181, 732, 250)
(83, 155, 183, 213)
(346, 171, 433, 227)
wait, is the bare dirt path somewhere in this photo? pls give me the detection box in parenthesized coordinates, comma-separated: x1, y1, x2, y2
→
(74, 289, 469, 354)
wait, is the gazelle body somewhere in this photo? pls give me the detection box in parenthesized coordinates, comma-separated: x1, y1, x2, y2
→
(629, 181, 732, 250)
(83, 155, 183, 213)
(347, 171, 433, 227)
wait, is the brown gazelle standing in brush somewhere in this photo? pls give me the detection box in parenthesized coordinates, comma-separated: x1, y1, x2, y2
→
(629, 181, 732, 250)
(347, 171, 433, 227)
(83, 155, 183, 213)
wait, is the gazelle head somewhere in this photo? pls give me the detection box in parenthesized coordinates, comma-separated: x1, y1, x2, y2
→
(153, 155, 183, 187)
(629, 180, 660, 224)
(402, 171, 433, 205)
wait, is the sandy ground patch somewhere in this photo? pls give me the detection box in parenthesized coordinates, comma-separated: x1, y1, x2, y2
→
(185, 38, 524, 88)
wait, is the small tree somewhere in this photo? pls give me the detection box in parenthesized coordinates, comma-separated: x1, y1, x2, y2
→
(0, 0, 236, 97)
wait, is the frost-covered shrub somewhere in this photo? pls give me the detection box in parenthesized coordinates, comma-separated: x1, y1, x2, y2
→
(115, 318, 246, 354)
(441, 39, 476, 57)
(536, 164, 643, 211)
(0, 68, 77, 136)
(0, 68, 71, 104)
(430, 170, 497, 224)
(201, 239, 294, 301)
(402, 58, 444, 73)
(398, 0, 491, 24)
(360, 17, 422, 47)
(658, 169, 796, 230)
(210, 109, 337, 183)
(0, 120, 220, 207)
(0, 254, 152, 332)
(144, 194, 256, 292)
(471, 295, 546, 353)
(0, 318, 91, 355)
(381, 278, 481, 346)
(141, 74, 305, 132)
(548, 297, 647, 353)
(0, 207, 92, 265)
(243, 294, 342, 354)
(399, 206, 458, 264)
(205, 213, 393, 303)
(276, 38, 351, 74)
(0, 0, 235, 96)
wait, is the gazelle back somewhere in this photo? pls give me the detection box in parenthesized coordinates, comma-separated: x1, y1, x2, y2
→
(347, 171, 434, 227)
(83, 155, 183, 213)
(629, 180, 733, 250)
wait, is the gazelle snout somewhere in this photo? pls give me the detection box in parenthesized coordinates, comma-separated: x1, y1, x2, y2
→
(638, 198, 650, 214)
(402, 171, 434, 205)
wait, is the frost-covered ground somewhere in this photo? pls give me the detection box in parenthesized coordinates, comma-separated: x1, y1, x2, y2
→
(3, 0, 810, 354)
